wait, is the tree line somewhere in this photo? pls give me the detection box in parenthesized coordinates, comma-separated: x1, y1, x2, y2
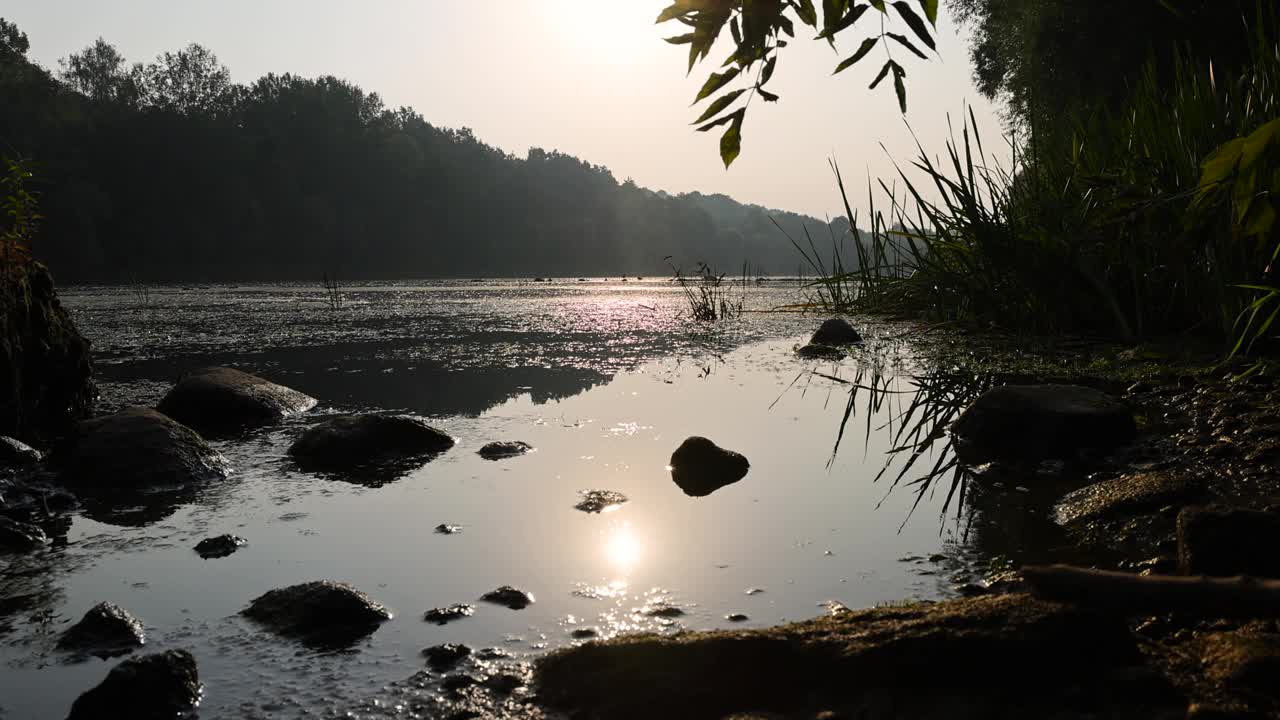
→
(0, 19, 846, 283)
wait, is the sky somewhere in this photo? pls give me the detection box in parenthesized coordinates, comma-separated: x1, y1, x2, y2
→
(6, 1, 1007, 220)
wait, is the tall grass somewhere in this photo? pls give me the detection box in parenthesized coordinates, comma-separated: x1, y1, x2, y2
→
(803, 25, 1280, 344)
(668, 260, 745, 322)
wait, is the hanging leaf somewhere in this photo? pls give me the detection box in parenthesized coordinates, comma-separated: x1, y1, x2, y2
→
(720, 110, 745, 168)
(834, 37, 878, 73)
(693, 88, 747, 124)
(870, 0, 887, 12)
(695, 109, 742, 132)
(656, 4, 691, 23)
(891, 2, 936, 51)
(885, 32, 928, 60)
(665, 33, 695, 44)
(818, 4, 870, 39)
(794, 0, 818, 27)
(892, 62, 907, 112)
(695, 68, 742, 103)
(916, 0, 938, 25)
(869, 59, 893, 88)
(761, 56, 777, 84)
(757, 87, 780, 102)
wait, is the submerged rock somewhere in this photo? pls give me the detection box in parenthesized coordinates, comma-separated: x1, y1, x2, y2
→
(1177, 506, 1280, 578)
(669, 436, 750, 497)
(795, 343, 846, 360)
(1054, 471, 1207, 525)
(242, 580, 391, 647)
(574, 489, 628, 513)
(0, 435, 41, 466)
(0, 515, 48, 552)
(423, 604, 475, 625)
(157, 366, 317, 434)
(56, 407, 228, 488)
(534, 594, 1163, 720)
(480, 586, 534, 610)
(477, 441, 533, 460)
(193, 534, 247, 559)
(57, 601, 146, 656)
(951, 384, 1136, 464)
(288, 414, 455, 470)
(65, 649, 200, 720)
(809, 318, 862, 346)
(423, 642, 472, 669)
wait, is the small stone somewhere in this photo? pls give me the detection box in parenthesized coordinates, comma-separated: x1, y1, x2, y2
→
(193, 534, 246, 559)
(644, 605, 685, 618)
(58, 601, 146, 656)
(481, 586, 534, 610)
(571, 628, 598, 639)
(477, 441, 533, 460)
(434, 524, 463, 535)
(441, 673, 478, 692)
(745, 588, 765, 595)
(422, 643, 471, 669)
(0, 436, 41, 466)
(669, 436, 750, 497)
(483, 673, 524, 693)
(423, 604, 475, 625)
(574, 489, 628, 513)
(725, 613, 749, 622)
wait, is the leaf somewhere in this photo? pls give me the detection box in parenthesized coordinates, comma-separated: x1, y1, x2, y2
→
(720, 110, 745, 168)
(730, 16, 742, 45)
(892, 62, 907, 112)
(778, 14, 795, 37)
(694, 67, 741, 103)
(757, 87, 780, 102)
(886, 32, 928, 59)
(761, 56, 777, 84)
(692, 88, 747, 124)
(818, 4, 870, 39)
(835, 38, 878, 74)
(869, 59, 893, 89)
(892, 2, 936, 51)
(1196, 137, 1245, 203)
(794, 0, 818, 27)
(656, 4, 690, 23)
(695, 109, 739, 132)
(916, 0, 938, 24)
(665, 33, 695, 44)
(870, 0, 887, 11)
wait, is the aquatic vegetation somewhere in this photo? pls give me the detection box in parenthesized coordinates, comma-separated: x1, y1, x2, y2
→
(667, 260, 745, 322)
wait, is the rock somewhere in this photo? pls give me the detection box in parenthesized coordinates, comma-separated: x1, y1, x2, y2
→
(56, 407, 228, 487)
(1177, 507, 1280, 577)
(643, 605, 685, 618)
(57, 601, 145, 656)
(571, 628, 598, 639)
(951, 384, 1136, 463)
(1195, 625, 1280, 700)
(434, 524, 462, 535)
(0, 515, 48, 552)
(483, 673, 525, 694)
(242, 580, 391, 647)
(193, 534, 246, 559)
(534, 594, 1160, 720)
(726, 613, 749, 622)
(477, 441, 533, 460)
(574, 489, 628, 513)
(669, 436, 750, 497)
(65, 649, 200, 720)
(442, 673, 478, 692)
(288, 414, 455, 470)
(423, 643, 472, 669)
(1054, 471, 1207, 525)
(423, 604, 475, 625)
(795, 343, 846, 360)
(809, 318, 862, 346)
(0, 435, 41, 466)
(157, 366, 317, 434)
(480, 586, 534, 610)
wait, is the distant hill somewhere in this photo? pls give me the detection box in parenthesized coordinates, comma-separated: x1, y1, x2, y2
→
(0, 21, 854, 282)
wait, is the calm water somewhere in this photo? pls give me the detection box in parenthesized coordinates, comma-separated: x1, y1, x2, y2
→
(0, 279, 1021, 719)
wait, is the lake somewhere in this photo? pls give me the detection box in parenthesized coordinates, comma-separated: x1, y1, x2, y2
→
(0, 279, 1014, 719)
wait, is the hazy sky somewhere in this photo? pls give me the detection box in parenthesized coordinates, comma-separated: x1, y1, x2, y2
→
(7, 1, 1006, 219)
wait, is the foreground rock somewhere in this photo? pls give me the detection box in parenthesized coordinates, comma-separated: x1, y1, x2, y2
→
(242, 580, 391, 647)
(288, 414, 455, 470)
(0, 435, 41, 466)
(423, 604, 475, 625)
(809, 318, 862, 346)
(66, 649, 200, 720)
(423, 643, 472, 669)
(157, 366, 317, 434)
(477, 441, 533, 460)
(481, 586, 534, 610)
(0, 515, 48, 552)
(1178, 506, 1280, 578)
(952, 384, 1136, 463)
(1055, 471, 1207, 526)
(194, 534, 247, 559)
(57, 601, 145, 657)
(56, 407, 228, 487)
(535, 593, 1176, 720)
(669, 436, 750, 497)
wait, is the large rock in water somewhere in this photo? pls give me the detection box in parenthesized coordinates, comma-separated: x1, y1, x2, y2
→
(951, 384, 1136, 463)
(669, 436, 749, 497)
(0, 262, 93, 444)
(242, 580, 391, 648)
(56, 407, 228, 487)
(157, 366, 316, 435)
(65, 649, 201, 720)
(57, 601, 146, 657)
(1177, 506, 1280, 578)
(809, 318, 862, 345)
(534, 593, 1170, 720)
(288, 414, 455, 470)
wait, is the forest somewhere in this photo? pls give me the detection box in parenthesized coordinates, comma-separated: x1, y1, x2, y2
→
(0, 18, 841, 283)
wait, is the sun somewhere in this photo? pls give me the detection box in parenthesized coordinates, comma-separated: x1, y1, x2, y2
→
(604, 524, 643, 569)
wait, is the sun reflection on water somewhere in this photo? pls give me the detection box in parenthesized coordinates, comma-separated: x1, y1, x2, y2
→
(604, 523, 642, 570)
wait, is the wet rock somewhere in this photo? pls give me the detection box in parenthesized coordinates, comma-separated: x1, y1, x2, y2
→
(65, 649, 200, 720)
(669, 436, 750, 497)
(951, 384, 1136, 463)
(242, 580, 391, 647)
(726, 613, 749, 622)
(477, 441, 533, 460)
(424, 604, 475, 625)
(434, 523, 462, 535)
(423, 643, 472, 669)
(480, 586, 534, 610)
(571, 627, 598, 639)
(0, 515, 48, 552)
(574, 489, 629, 513)
(157, 366, 317, 435)
(795, 343, 846, 360)
(0, 435, 41, 466)
(483, 673, 524, 694)
(56, 407, 228, 487)
(534, 594, 1158, 720)
(442, 673, 478, 692)
(194, 534, 246, 559)
(1196, 626, 1280, 700)
(1054, 471, 1207, 525)
(1177, 507, 1280, 578)
(644, 605, 685, 618)
(288, 414, 455, 470)
(809, 318, 862, 346)
(57, 601, 145, 656)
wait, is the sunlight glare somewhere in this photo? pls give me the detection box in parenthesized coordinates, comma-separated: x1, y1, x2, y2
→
(604, 524, 643, 570)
